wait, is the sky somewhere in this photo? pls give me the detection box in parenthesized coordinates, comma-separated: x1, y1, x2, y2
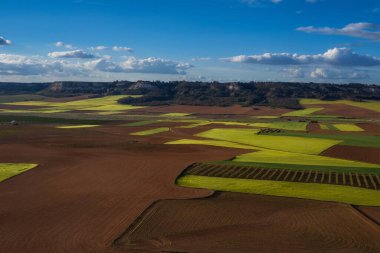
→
(0, 0, 379, 83)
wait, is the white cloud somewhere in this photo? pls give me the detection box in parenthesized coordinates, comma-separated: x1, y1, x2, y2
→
(0, 53, 192, 76)
(89, 46, 108, 51)
(55, 41, 75, 49)
(48, 50, 97, 59)
(0, 36, 12, 46)
(310, 68, 369, 80)
(284, 68, 305, 78)
(297, 22, 380, 41)
(223, 48, 380, 67)
(121, 57, 193, 74)
(112, 46, 133, 52)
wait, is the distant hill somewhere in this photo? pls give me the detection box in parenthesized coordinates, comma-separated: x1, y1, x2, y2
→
(0, 81, 379, 109)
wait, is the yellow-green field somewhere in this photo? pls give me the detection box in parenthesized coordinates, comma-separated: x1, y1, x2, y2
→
(160, 113, 191, 117)
(130, 127, 170, 136)
(0, 163, 38, 182)
(2, 95, 144, 113)
(234, 150, 380, 168)
(251, 121, 308, 131)
(282, 107, 323, 117)
(300, 98, 380, 113)
(333, 124, 364, 132)
(195, 128, 340, 154)
(56, 125, 100, 129)
(167, 139, 256, 150)
(178, 175, 380, 206)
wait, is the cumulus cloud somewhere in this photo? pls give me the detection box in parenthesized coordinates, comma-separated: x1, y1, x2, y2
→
(48, 50, 97, 59)
(89, 46, 108, 51)
(284, 68, 305, 78)
(112, 46, 133, 52)
(310, 68, 369, 80)
(0, 36, 12, 46)
(0, 53, 192, 76)
(55, 41, 75, 49)
(121, 57, 192, 74)
(223, 48, 380, 67)
(297, 22, 380, 41)
(0, 54, 85, 76)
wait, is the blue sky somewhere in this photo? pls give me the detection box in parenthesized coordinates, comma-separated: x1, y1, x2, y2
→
(0, 0, 379, 83)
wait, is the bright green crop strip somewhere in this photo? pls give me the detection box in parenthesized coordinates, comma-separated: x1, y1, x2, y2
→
(196, 128, 340, 155)
(333, 124, 364, 132)
(0, 163, 38, 182)
(267, 132, 380, 148)
(251, 121, 308, 131)
(282, 108, 324, 117)
(56, 125, 100, 129)
(130, 127, 169, 136)
(177, 175, 380, 206)
(123, 120, 158, 126)
(234, 150, 380, 168)
(166, 139, 256, 150)
(161, 113, 191, 117)
(300, 99, 380, 113)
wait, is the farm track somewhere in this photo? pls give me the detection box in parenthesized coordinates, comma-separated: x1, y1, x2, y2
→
(185, 163, 380, 190)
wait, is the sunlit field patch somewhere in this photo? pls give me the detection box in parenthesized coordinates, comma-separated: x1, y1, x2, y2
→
(56, 125, 100, 129)
(251, 121, 308, 131)
(160, 113, 191, 117)
(333, 124, 364, 132)
(282, 108, 323, 117)
(178, 175, 380, 206)
(234, 150, 380, 168)
(3, 95, 144, 113)
(166, 139, 256, 150)
(196, 128, 340, 154)
(300, 98, 380, 113)
(130, 127, 170, 136)
(0, 163, 38, 182)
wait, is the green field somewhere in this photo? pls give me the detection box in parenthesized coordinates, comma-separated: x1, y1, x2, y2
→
(300, 98, 380, 113)
(160, 113, 191, 117)
(282, 107, 323, 117)
(196, 128, 340, 155)
(234, 150, 380, 169)
(3, 95, 144, 113)
(167, 139, 256, 150)
(178, 175, 380, 206)
(251, 121, 308, 131)
(130, 127, 170, 136)
(56, 125, 100, 129)
(333, 123, 364, 132)
(0, 163, 38, 182)
(267, 131, 380, 148)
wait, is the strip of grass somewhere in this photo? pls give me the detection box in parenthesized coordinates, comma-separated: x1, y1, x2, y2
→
(177, 175, 380, 206)
(161, 113, 191, 117)
(267, 132, 380, 148)
(0, 163, 38, 182)
(166, 139, 256, 150)
(300, 99, 380, 113)
(333, 124, 364, 132)
(123, 120, 158, 127)
(234, 150, 380, 169)
(196, 128, 341, 155)
(251, 121, 308, 131)
(130, 127, 169, 136)
(209, 160, 380, 174)
(56, 125, 100, 129)
(282, 108, 323, 117)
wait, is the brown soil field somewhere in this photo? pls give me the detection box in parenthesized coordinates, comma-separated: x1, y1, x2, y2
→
(116, 192, 380, 253)
(307, 122, 320, 131)
(0, 122, 379, 252)
(322, 145, 380, 165)
(312, 104, 380, 118)
(130, 104, 291, 116)
(358, 123, 380, 134)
